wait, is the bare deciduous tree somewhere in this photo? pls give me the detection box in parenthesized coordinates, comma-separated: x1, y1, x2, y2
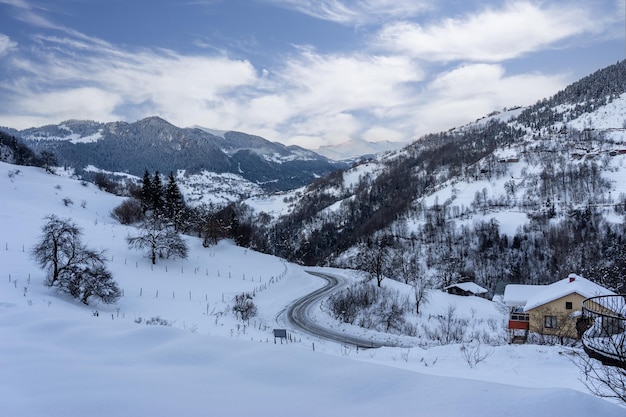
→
(127, 213, 188, 264)
(412, 275, 431, 315)
(359, 236, 392, 287)
(31, 215, 120, 305)
(577, 354, 626, 405)
(574, 310, 626, 405)
(460, 340, 494, 368)
(111, 198, 144, 225)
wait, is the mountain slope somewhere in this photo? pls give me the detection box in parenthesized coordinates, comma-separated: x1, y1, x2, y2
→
(7, 117, 347, 192)
(252, 60, 626, 292)
(0, 160, 623, 416)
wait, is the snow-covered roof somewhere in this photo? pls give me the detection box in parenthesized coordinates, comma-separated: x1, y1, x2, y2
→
(503, 274, 615, 311)
(444, 282, 488, 295)
(503, 284, 547, 307)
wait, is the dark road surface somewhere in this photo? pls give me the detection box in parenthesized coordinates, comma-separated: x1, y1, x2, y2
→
(281, 270, 410, 348)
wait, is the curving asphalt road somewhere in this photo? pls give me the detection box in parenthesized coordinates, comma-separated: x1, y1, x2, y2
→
(279, 270, 403, 348)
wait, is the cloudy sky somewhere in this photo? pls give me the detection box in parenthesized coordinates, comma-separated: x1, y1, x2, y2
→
(0, 0, 623, 150)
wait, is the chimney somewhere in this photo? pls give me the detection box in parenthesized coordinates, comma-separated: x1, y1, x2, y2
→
(569, 276, 575, 283)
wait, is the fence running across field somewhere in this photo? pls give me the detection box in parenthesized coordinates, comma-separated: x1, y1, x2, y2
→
(581, 294, 626, 368)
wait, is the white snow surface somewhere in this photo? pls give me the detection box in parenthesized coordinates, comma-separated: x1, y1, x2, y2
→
(569, 94, 626, 132)
(503, 284, 548, 307)
(0, 161, 624, 416)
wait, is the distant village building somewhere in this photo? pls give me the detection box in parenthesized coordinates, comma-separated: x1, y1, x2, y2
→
(503, 274, 616, 343)
(444, 282, 489, 298)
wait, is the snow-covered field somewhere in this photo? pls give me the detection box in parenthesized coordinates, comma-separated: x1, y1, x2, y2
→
(1, 161, 624, 416)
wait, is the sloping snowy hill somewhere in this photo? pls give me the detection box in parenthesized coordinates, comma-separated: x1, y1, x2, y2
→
(0, 161, 624, 416)
(253, 61, 626, 295)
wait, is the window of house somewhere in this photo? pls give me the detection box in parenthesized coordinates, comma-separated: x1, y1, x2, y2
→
(565, 301, 573, 310)
(544, 315, 557, 329)
(511, 313, 529, 321)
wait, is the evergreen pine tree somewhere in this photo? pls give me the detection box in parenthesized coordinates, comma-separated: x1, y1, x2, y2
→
(141, 170, 152, 213)
(151, 171, 164, 214)
(165, 171, 186, 231)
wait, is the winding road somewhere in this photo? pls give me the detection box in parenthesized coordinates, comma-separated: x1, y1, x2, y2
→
(280, 270, 412, 348)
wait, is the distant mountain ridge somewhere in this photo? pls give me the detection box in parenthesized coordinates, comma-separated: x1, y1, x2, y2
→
(315, 138, 405, 161)
(6, 117, 347, 191)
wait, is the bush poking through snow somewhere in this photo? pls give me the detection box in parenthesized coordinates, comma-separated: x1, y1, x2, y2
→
(460, 340, 494, 368)
(134, 316, 172, 326)
(112, 198, 144, 225)
(232, 292, 257, 321)
(328, 282, 417, 336)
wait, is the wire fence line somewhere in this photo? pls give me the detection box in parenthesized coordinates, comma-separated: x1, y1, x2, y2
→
(2, 239, 289, 305)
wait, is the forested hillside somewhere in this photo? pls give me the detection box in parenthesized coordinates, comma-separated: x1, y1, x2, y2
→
(0, 130, 55, 169)
(250, 60, 626, 294)
(6, 117, 346, 192)
(3, 61, 626, 297)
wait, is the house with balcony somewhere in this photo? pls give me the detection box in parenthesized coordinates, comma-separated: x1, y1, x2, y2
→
(503, 274, 616, 343)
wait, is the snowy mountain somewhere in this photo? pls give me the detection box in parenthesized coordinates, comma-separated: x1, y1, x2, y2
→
(2, 60, 626, 294)
(314, 137, 405, 161)
(2, 61, 626, 415)
(3, 116, 347, 192)
(251, 60, 626, 293)
(0, 160, 624, 416)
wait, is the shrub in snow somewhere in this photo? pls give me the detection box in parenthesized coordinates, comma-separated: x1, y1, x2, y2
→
(428, 304, 467, 345)
(111, 198, 144, 225)
(460, 340, 494, 368)
(232, 292, 257, 321)
(328, 282, 417, 336)
(134, 316, 172, 326)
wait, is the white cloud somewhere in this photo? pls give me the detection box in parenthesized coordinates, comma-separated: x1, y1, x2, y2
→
(13, 87, 120, 122)
(279, 48, 422, 113)
(0, 0, 613, 150)
(223, 48, 424, 145)
(410, 63, 568, 135)
(0, 31, 570, 148)
(285, 113, 361, 147)
(362, 126, 405, 143)
(376, 1, 611, 62)
(0, 34, 17, 56)
(212, 48, 422, 145)
(265, 0, 431, 25)
(1, 35, 261, 128)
